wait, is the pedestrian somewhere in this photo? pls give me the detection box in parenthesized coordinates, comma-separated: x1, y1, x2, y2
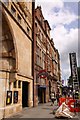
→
(56, 93, 60, 105)
(50, 92, 55, 105)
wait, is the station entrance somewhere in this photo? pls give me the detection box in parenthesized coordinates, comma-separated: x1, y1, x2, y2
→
(38, 86, 46, 103)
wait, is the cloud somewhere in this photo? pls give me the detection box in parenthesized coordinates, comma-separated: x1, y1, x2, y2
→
(52, 25, 78, 80)
(35, 0, 64, 9)
(51, 10, 78, 26)
(35, 0, 64, 27)
(35, 1, 79, 81)
(35, 1, 78, 28)
(52, 25, 78, 53)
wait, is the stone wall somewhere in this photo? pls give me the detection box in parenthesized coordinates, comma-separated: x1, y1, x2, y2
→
(5, 11, 32, 77)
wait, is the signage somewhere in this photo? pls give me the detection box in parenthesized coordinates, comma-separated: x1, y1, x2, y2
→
(40, 78, 46, 85)
(69, 53, 79, 90)
(14, 91, 18, 103)
(39, 85, 46, 88)
(6, 91, 12, 105)
(38, 70, 48, 79)
(69, 53, 77, 78)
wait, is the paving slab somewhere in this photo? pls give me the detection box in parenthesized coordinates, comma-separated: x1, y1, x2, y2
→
(3, 102, 80, 120)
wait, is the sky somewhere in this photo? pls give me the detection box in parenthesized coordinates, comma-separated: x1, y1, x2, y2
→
(35, 0, 80, 85)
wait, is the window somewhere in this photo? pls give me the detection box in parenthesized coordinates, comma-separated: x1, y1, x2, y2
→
(6, 91, 12, 105)
(47, 42, 50, 51)
(13, 91, 18, 104)
(40, 15, 42, 22)
(42, 52, 46, 69)
(47, 57, 51, 71)
(18, 81, 21, 88)
(36, 45, 39, 54)
(40, 32, 42, 41)
(35, 22, 37, 27)
(36, 46, 42, 66)
(36, 55, 39, 65)
(17, 14, 21, 23)
(52, 52, 54, 60)
(13, 80, 17, 88)
(36, 46, 41, 55)
(43, 37, 46, 45)
(11, 5, 16, 16)
(27, 27, 30, 34)
(35, 23, 38, 33)
(40, 57, 41, 65)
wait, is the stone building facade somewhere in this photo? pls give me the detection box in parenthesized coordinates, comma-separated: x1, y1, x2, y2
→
(0, 1, 33, 119)
(32, 6, 61, 106)
(0, 1, 61, 119)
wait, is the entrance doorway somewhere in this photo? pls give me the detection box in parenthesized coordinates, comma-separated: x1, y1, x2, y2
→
(38, 86, 46, 103)
(49, 81, 51, 99)
(22, 81, 29, 107)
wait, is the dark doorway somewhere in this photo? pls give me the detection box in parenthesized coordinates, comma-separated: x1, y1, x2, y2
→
(22, 81, 29, 107)
(49, 81, 51, 99)
(38, 86, 46, 103)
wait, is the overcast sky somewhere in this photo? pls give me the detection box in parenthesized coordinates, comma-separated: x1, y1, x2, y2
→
(35, 0, 80, 85)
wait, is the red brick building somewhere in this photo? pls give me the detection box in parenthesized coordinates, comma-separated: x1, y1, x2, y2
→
(32, 6, 61, 106)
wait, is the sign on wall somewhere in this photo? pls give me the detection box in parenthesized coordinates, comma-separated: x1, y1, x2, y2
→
(38, 70, 48, 79)
(69, 53, 79, 90)
(69, 53, 78, 78)
(14, 91, 18, 103)
(6, 91, 12, 105)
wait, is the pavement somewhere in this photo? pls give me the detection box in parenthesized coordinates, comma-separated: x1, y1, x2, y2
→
(6, 102, 80, 120)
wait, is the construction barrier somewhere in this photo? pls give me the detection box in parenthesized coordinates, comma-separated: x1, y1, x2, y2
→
(68, 99, 80, 112)
(59, 97, 66, 106)
(59, 97, 80, 112)
(65, 97, 73, 105)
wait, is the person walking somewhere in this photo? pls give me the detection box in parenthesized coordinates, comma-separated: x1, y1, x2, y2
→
(50, 92, 55, 105)
(56, 93, 60, 105)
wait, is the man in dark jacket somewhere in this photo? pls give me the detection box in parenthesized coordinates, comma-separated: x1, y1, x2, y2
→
(56, 93, 60, 104)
